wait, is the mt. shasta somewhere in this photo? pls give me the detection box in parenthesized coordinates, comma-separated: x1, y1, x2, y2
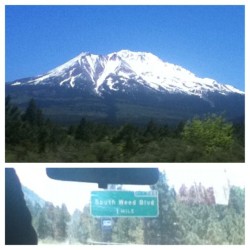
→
(7, 50, 244, 124)
(10, 50, 243, 97)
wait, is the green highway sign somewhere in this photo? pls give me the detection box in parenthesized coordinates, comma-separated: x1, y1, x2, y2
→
(90, 191, 159, 217)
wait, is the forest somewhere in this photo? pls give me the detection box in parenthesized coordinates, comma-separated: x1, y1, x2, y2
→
(6, 97, 244, 162)
(24, 172, 245, 245)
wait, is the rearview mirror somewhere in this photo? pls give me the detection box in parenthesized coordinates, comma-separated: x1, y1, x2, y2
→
(46, 168, 159, 188)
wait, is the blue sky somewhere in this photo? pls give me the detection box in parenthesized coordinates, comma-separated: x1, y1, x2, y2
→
(5, 5, 245, 91)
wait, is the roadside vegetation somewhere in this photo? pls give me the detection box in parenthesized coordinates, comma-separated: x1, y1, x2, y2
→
(6, 97, 244, 162)
(25, 171, 245, 245)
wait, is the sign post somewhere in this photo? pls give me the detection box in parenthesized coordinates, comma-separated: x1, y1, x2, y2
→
(91, 191, 158, 217)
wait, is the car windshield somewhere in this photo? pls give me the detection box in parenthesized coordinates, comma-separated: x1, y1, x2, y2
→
(13, 166, 245, 245)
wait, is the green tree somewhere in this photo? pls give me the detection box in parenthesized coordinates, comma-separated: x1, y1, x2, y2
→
(228, 186, 245, 215)
(112, 218, 144, 244)
(144, 171, 182, 244)
(221, 186, 245, 244)
(22, 99, 44, 126)
(37, 204, 55, 240)
(75, 118, 93, 142)
(5, 96, 24, 145)
(37, 210, 49, 240)
(68, 209, 89, 244)
(182, 115, 234, 154)
(112, 123, 140, 157)
(143, 119, 159, 141)
(90, 141, 120, 162)
(54, 204, 70, 242)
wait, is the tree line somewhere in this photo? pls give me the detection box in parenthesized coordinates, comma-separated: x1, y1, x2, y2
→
(6, 97, 244, 162)
(24, 172, 245, 245)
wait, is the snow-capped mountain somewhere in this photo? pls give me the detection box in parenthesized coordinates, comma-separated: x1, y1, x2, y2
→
(10, 50, 244, 98)
(7, 50, 244, 125)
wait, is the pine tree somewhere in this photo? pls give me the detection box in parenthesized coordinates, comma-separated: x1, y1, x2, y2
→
(68, 209, 89, 244)
(75, 118, 93, 142)
(54, 204, 70, 242)
(143, 119, 159, 141)
(22, 99, 44, 126)
(144, 171, 182, 244)
(5, 96, 24, 145)
(37, 209, 50, 240)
